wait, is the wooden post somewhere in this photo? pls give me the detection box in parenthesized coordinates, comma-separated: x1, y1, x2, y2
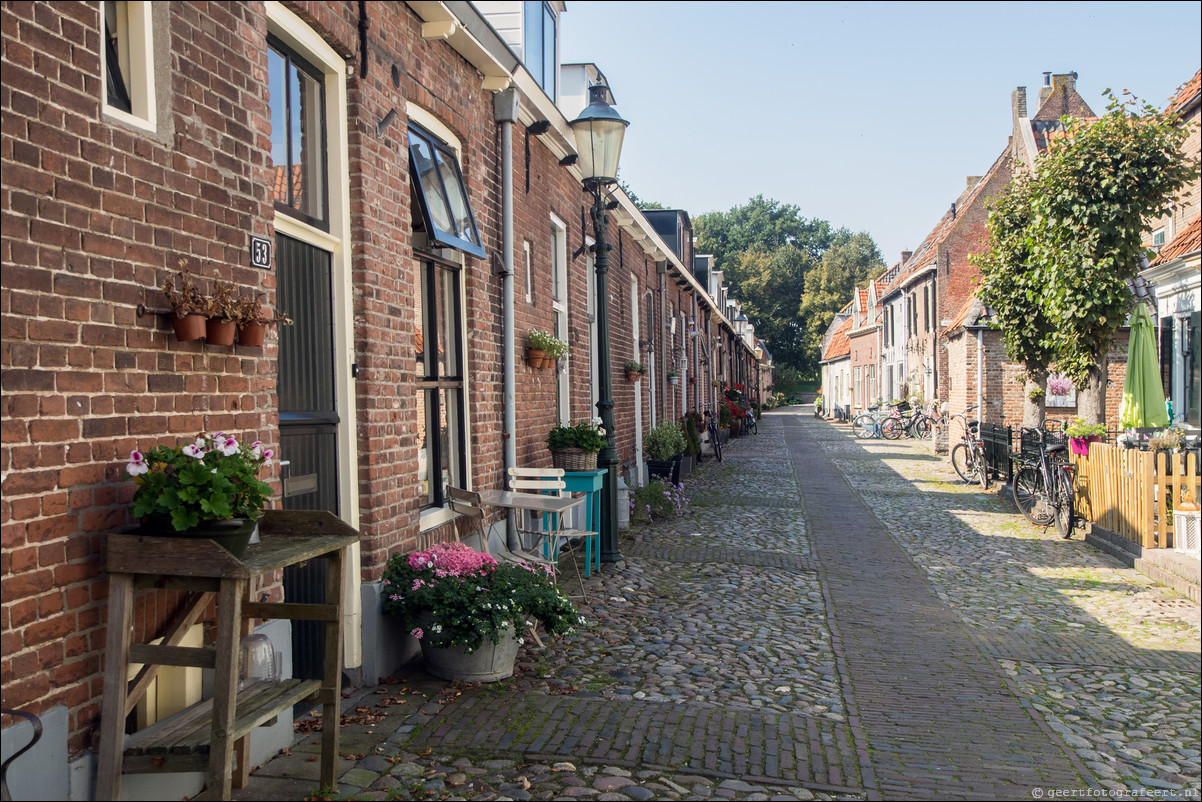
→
(204, 578, 246, 800)
(320, 547, 345, 791)
(96, 573, 135, 801)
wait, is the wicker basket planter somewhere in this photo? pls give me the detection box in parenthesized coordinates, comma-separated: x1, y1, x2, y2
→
(551, 448, 598, 472)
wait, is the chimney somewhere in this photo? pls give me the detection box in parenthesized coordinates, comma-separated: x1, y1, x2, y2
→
(1038, 71, 1053, 110)
(901, 250, 913, 265)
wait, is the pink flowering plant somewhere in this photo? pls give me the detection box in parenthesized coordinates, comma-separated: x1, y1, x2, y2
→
(124, 433, 275, 531)
(381, 542, 582, 652)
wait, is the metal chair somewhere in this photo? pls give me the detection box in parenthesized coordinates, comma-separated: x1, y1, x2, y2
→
(506, 467, 595, 599)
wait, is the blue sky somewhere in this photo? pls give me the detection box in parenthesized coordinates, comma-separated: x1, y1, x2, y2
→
(560, 1, 1201, 267)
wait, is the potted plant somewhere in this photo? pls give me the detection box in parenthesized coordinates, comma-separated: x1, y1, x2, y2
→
(645, 419, 686, 483)
(161, 273, 208, 341)
(1065, 417, 1107, 456)
(123, 432, 276, 557)
(546, 418, 605, 471)
(680, 414, 701, 475)
(623, 360, 644, 381)
(1147, 427, 1185, 454)
(232, 292, 293, 348)
(202, 279, 240, 346)
(666, 370, 680, 386)
(527, 330, 568, 369)
(381, 542, 582, 682)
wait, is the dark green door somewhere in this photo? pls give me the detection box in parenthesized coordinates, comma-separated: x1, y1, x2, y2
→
(277, 232, 340, 681)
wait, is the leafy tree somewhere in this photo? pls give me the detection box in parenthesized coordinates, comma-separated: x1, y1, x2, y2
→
(976, 91, 1195, 423)
(695, 195, 851, 289)
(729, 247, 814, 373)
(798, 233, 885, 371)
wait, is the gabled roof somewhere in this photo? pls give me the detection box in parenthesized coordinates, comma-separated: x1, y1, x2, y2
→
(1151, 214, 1201, 266)
(882, 149, 1011, 302)
(822, 316, 853, 362)
(941, 294, 993, 337)
(1168, 70, 1201, 116)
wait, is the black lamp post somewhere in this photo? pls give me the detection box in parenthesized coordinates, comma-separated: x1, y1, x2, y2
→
(568, 83, 629, 563)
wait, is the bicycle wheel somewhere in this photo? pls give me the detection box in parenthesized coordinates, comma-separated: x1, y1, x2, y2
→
(1013, 466, 1053, 525)
(975, 445, 990, 490)
(710, 425, 722, 463)
(950, 443, 979, 484)
(913, 415, 935, 440)
(1053, 469, 1075, 538)
(880, 416, 904, 440)
(852, 414, 877, 439)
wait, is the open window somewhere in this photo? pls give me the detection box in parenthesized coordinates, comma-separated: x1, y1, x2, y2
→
(408, 125, 486, 258)
(101, 1, 156, 130)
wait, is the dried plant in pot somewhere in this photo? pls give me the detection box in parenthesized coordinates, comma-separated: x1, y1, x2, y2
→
(202, 279, 240, 346)
(161, 273, 208, 341)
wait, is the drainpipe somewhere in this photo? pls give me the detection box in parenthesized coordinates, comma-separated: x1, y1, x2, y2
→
(976, 328, 984, 422)
(494, 89, 519, 550)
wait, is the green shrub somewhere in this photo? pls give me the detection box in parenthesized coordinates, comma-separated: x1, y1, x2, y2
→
(645, 420, 686, 460)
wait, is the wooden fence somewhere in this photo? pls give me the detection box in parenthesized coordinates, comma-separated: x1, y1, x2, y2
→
(1071, 442, 1200, 550)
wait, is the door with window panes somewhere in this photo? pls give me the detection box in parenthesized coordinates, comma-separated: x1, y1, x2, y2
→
(269, 36, 339, 682)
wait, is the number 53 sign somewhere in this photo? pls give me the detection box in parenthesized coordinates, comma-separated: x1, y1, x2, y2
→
(250, 235, 272, 270)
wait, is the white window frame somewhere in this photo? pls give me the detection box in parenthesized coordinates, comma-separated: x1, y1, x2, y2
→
(267, 1, 362, 671)
(551, 214, 569, 423)
(406, 104, 474, 531)
(524, 240, 534, 304)
(100, 0, 157, 132)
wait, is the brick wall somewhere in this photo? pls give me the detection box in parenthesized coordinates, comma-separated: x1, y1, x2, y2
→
(2, 1, 279, 752)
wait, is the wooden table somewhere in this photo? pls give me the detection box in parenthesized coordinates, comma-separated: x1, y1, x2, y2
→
(96, 511, 358, 801)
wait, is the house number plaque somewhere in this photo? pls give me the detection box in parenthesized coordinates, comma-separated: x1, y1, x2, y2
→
(250, 235, 272, 270)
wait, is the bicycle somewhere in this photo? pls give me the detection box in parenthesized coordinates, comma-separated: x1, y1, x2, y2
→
(881, 401, 937, 440)
(1012, 422, 1076, 538)
(947, 404, 989, 489)
(852, 406, 888, 439)
(701, 409, 722, 463)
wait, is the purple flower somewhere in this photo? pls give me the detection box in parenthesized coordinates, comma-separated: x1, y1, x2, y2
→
(410, 627, 424, 640)
(182, 443, 204, 458)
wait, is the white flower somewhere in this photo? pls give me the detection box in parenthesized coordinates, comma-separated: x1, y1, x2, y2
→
(126, 450, 149, 476)
(219, 437, 239, 456)
(182, 444, 204, 458)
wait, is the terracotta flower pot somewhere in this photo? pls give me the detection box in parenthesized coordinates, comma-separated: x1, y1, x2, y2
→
(206, 317, 236, 346)
(625, 370, 641, 381)
(238, 321, 267, 347)
(526, 347, 548, 368)
(169, 313, 207, 342)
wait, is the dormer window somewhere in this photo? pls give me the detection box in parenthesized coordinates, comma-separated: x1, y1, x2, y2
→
(523, 1, 556, 99)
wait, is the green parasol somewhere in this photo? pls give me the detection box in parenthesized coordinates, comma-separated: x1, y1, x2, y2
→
(1118, 304, 1169, 429)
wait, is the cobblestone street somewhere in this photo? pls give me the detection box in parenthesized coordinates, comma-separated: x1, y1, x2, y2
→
(239, 409, 1200, 801)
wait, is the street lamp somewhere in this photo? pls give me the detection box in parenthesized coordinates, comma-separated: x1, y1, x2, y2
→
(569, 83, 629, 563)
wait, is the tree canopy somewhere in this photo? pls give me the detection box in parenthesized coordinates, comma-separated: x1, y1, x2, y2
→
(695, 197, 882, 380)
(976, 91, 1196, 421)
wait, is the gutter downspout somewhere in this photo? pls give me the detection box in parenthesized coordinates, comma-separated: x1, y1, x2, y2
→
(494, 89, 520, 550)
(976, 327, 984, 424)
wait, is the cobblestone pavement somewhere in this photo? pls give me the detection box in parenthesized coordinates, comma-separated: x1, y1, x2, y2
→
(237, 411, 1199, 801)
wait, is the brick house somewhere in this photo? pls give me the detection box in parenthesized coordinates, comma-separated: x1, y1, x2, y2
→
(0, 2, 757, 796)
(847, 287, 878, 414)
(1140, 70, 1201, 429)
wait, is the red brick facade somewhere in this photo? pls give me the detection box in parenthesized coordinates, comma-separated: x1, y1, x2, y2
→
(1, 0, 751, 763)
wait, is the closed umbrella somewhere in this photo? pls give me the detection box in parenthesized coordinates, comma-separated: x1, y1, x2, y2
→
(1118, 304, 1169, 429)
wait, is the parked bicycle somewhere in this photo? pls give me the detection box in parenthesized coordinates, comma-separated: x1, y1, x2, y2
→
(948, 404, 989, 489)
(1012, 422, 1076, 538)
(851, 406, 889, 439)
(881, 401, 937, 441)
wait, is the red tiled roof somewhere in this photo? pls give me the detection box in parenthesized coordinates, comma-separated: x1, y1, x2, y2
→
(857, 288, 869, 313)
(1168, 70, 1201, 115)
(1151, 214, 1202, 265)
(822, 317, 853, 362)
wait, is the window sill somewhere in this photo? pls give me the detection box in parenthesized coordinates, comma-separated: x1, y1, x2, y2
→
(102, 104, 157, 135)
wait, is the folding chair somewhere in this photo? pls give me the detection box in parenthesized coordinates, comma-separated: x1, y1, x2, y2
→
(446, 486, 545, 646)
(507, 467, 596, 600)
